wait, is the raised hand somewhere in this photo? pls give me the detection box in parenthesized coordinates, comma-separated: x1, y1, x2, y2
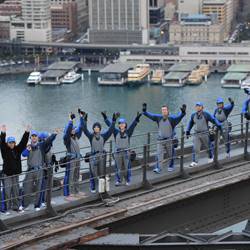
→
(54, 128, 62, 134)
(228, 97, 234, 105)
(142, 103, 147, 112)
(136, 112, 142, 122)
(70, 113, 76, 121)
(180, 104, 187, 114)
(101, 111, 107, 120)
(1, 125, 6, 133)
(25, 124, 32, 132)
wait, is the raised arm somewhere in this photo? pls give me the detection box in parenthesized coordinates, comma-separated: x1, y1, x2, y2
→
(63, 119, 74, 146)
(17, 131, 30, 153)
(142, 103, 162, 122)
(127, 112, 142, 137)
(224, 97, 234, 117)
(102, 113, 118, 142)
(0, 125, 7, 154)
(82, 114, 93, 140)
(242, 99, 250, 114)
(169, 104, 186, 128)
(75, 116, 84, 139)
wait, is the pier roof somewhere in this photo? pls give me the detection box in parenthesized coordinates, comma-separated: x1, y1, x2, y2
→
(48, 61, 78, 70)
(42, 69, 67, 78)
(227, 64, 250, 73)
(100, 62, 135, 74)
(222, 72, 248, 81)
(165, 71, 189, 80)
(168, 62, 198, 72)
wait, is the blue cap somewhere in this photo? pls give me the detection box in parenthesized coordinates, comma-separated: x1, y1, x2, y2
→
(118, 118, 126, 124)
(216, 97, 224, 104)
(30, 130, 39, 136)
(195, 102, 204, 107)
(6, 136, 16, 143)
(39, 131, 49, 140)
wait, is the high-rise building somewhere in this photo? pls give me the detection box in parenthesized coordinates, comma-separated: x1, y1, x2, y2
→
(10, 0, 52, 42)
(0, 0, 21, 16)
(88, 0, 149, 44)
(76, 0, 89, 34)
(202, 0, 233, 40)
(178, 0, 202, 19)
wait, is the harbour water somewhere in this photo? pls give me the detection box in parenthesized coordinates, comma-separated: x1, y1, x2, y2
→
(0, 72, 246, 153)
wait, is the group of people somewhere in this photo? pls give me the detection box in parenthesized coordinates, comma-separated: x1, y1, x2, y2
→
(1, 89, 250, 215)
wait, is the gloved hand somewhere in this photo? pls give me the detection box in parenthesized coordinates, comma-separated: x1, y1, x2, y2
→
(245, 113, 250, 120)
(244, 88, 250, 95)
(136, 112, 142, 122)
(70, 113, 76, 120)
(142, 103, 147, 113)
(228, 97, 234, 105)
(112, 112, 120, 122)
(101, 111, 107, 120)
(186, 131, 191, 139)
(78, 108, 86, 117)
(180, 104, 187, 114)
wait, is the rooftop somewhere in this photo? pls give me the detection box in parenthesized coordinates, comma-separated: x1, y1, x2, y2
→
(42, 69, 67, 78)
(165, 71, 189, 80)
(168, 62, 198, 72)
(48, 61, 78, 70)
(100, 62, 136, 74)
(227, 64, 250, 73)
(222, 72, 248, 81)
(182, 14, 211, 21)
(203, 0, 226, 5)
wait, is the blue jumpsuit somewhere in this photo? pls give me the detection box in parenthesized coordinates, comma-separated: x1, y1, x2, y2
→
(143, 111, 185, 173)
(187, 111, 221, 163)
(104, 117, 139, 184)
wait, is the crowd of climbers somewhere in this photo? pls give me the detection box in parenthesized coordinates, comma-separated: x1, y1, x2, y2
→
(1, 89, 250, 215)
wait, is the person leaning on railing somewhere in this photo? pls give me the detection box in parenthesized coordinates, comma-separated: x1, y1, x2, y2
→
(22, 129, 59, 211)
(142, 103, 186, 174)
(81, 111, 118, 194)
(0, 124, 30, 215)
(102, 111, 142, 186)
(186, 102, 222, 168)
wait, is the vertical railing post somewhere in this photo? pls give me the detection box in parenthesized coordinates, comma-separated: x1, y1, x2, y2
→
(241, 113, 244, 143)
(147, 132, 151, 162)
(0, 177, 8, 231)
(244, 120, 250, 160)
(109, 140, 113, 169)
(46, 166, 57, 217)
(141, 145, 153, 190)
(179, 124, 189, 179)
(213, 129, 221, 169)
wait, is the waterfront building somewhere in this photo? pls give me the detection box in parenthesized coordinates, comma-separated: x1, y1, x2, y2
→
(88, 0, 149, 45)
(10, 0, 52, 42)
(202, 0, 234, 40)
(0, 16, 10, 40)
(169, 14, 224, 44)
(75, 0, 89, 34)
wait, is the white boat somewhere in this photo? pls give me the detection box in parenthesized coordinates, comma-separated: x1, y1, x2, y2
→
(62, 71, 81, 84)
(241, 77, 250, 89)
(26, 72, 42, 85)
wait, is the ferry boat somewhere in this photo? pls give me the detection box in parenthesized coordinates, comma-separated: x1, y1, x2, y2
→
(127, 64, 150, 84)
(62, 71, 81, 84)
(186, 70, 203, 85)
(150, 69, 164, 85)
(26, 72, 42, 85)
(199, 64, 210, 78)
(241, 77, 250, 89)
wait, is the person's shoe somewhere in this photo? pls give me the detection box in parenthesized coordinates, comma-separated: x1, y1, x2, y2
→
(18, 206, 24, 213)
(226, 153, 231, 159)
(168, 167, 174, 172)
(2, 211, 10, 216)
(19, 205, 24, 210)
(153, 168, 161, 174)
(65, 195, 78, 201)
(125, 182, 130, 186)
(208, 158, 214, 164)
(90, 189, 97, 194)
(115, 181, 121, 186)
(41, 203, 46, 208)
(35, 207, 41, 212)
(189, 162, 198, 168)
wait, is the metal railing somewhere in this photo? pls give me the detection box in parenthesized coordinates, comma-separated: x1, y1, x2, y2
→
(0, 112, 250, 231)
